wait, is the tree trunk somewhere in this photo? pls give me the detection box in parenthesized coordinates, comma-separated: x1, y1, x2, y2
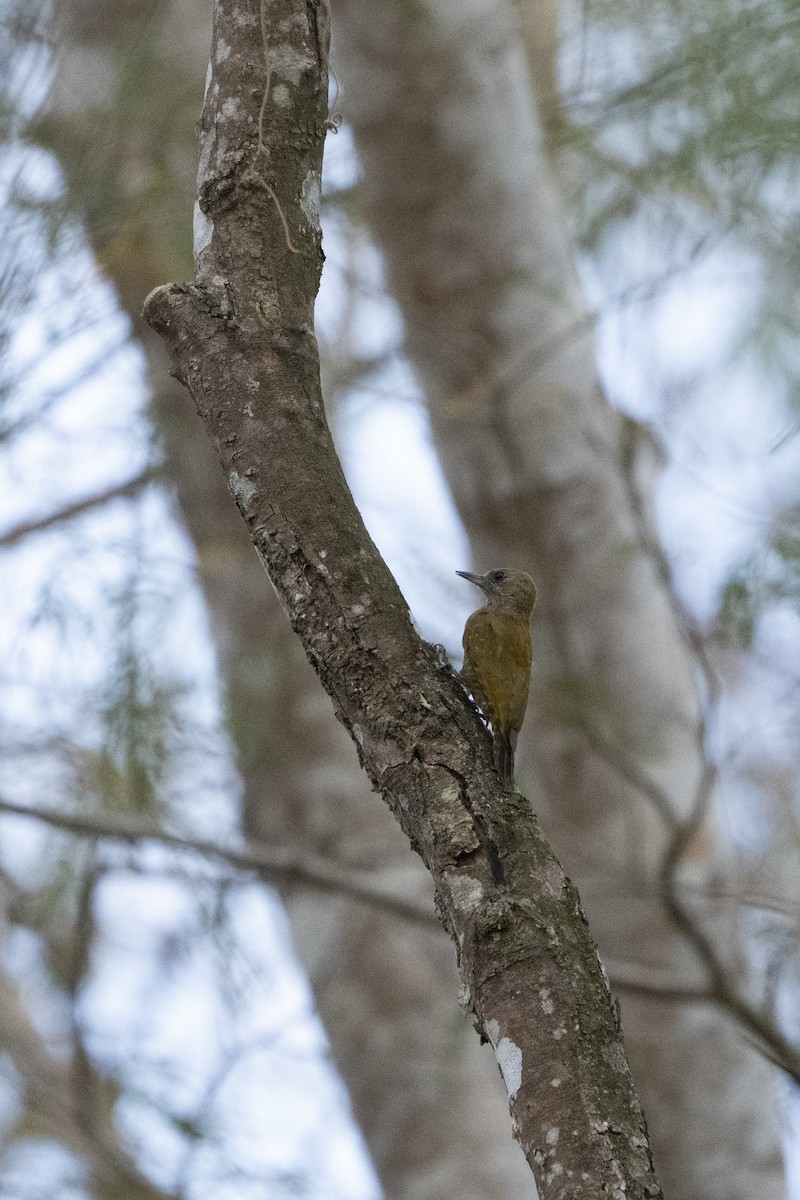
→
(151, 358, 535, 1200)
(143, 0, 665, 1193)
(39, 1, 532, 1195)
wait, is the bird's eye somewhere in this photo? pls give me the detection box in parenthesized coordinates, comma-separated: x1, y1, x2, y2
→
(492, 570, 506, 582)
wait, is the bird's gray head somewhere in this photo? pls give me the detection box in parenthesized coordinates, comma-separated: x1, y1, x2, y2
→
(456, 568, 537, 618)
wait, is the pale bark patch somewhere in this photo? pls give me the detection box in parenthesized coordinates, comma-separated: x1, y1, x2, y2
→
(272, 42, 309, 84)
(193, 203, 213, 256)
(229, 471, 257, 508)
(300, 170, 321, 227)
(446, 873, 484, 912)
(495, 1036, 522, 1099)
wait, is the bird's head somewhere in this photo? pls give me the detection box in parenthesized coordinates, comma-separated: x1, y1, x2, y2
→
(456, 568, 537, 619)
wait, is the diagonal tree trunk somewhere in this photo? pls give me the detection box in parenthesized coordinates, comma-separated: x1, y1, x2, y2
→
(332, 1, 786, 1197)
(36, 1, 535, 1195)
(150, 360, 535, 1200)
(142, 0, 664, 1189)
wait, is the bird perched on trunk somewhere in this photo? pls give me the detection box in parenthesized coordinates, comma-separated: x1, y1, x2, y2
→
(456, 568, 537, 788)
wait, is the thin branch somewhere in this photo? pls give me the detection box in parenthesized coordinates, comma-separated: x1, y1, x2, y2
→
(607, 960, 711, 1005)
(580, 719, 678, 830)
(580, 440, 800, 1085)
(0, 468, 156, 549)
(620, 434, 800, 1070)
(586, 727, 800, 1080)
(66, 852, 101, 1137)
(659, 771, 800, 1082)
(0, 326, 133, 446)
(581, 871, 800, 926)
(0, 796, 439, 927)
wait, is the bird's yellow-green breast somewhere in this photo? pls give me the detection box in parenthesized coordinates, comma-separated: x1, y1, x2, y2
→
(462, 609, 532, 735)
(456, 567, 536, 786)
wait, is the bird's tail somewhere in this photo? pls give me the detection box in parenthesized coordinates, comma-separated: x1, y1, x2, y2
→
(493, 730, 516, 789)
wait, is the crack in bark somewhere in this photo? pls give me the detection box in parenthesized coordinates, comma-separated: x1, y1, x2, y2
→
(435, 759, 506, 886)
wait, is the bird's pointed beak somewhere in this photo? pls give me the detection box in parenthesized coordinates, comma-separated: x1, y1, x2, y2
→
(456, 570, 487, 591)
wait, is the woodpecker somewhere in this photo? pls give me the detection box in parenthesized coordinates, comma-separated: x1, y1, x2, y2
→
(456, 568, 537, 788)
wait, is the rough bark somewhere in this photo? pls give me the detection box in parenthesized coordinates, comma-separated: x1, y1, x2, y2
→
(143, 1, 663, 1196)
(331, 2, 786, 1198)
(40, 2, 538, 1195)
(154, 354, 534, 1200)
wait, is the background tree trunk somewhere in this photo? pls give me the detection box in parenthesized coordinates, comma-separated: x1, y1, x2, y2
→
(332, 1, 786, 1197)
